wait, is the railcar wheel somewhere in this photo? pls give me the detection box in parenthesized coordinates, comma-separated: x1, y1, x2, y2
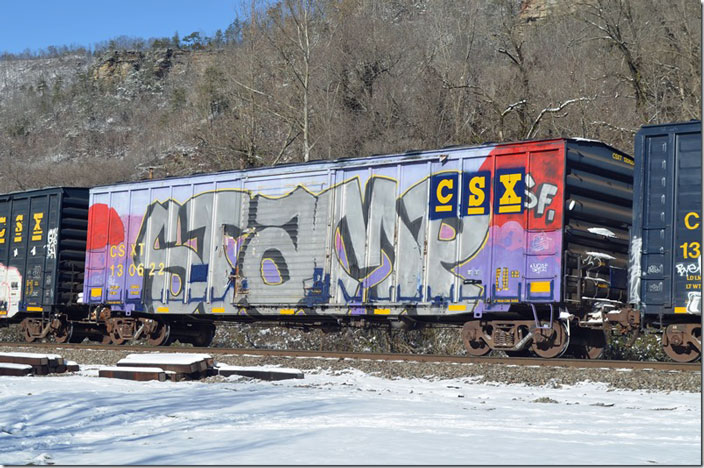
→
(54, 322, 74, 344)
(461, 322, 491, 357)
(69, 333, 87, 344)
(20, 318, 37, 343)
(146, 322, 171, 347)
(663, 342, 700, 363)
(191, 324, 216, 347)
(662, 324, 701, 363)
(571, 329, 606, 359)
(110, 329, 127, 345)
(88, 333, 111, 344)
(531, 320, 569, 359)
(584, 331, 606, 359)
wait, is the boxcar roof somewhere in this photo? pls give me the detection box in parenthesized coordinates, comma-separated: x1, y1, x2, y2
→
(90, 137, 628, 191)
(636, 119, 701, 131)
(0, 186, 88, 199)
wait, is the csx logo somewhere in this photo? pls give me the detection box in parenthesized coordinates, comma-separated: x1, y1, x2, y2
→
(430, 174, 459, 219)
(429, 169, 525, 219)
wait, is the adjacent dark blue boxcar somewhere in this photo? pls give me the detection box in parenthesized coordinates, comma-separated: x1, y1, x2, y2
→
(631, 121, 701, 361)
(0, 187, 88, 322)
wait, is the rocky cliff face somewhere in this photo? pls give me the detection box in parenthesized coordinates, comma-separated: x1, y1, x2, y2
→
(91, 48, 178, 85)
(520, 0, 582, 22)
(0, 47, 213, 190)
(1, 47, 193, 103)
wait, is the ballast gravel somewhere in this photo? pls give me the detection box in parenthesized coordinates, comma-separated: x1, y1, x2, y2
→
(0, 344, 699, 393)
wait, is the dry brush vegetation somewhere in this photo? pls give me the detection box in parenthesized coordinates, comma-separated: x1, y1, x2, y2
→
(0, 0, 700, 190)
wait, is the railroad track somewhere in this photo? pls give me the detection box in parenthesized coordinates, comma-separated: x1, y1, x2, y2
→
(0, 341, 700, 373)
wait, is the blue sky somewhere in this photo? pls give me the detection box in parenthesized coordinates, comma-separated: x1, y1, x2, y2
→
(0, 0, 243, 54)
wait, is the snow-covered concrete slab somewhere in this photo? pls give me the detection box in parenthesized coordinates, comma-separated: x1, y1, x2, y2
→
(216, 364, 304, 380)
(102, 366, 166, 373)
(0, 352, 57, 364)
(0, 363, 33, 376)
(119, 353, 212, 364)
(0, 351, 66, 374)
(0, 352, 63, 358)
(0, 363, 33, 370)
(99, 366, 166, 382)
(117, 353, 213, 374)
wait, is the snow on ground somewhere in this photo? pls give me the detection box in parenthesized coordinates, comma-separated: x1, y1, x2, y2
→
(0, 367, 700, 465)
(118, 353, 212, 365)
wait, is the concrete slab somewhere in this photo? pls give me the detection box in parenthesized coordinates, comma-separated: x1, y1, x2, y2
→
(99, 366, 167, 382)
(0, 363, 33, 376)
(117, 353, 212, 375)
(216, 365, 304, 381)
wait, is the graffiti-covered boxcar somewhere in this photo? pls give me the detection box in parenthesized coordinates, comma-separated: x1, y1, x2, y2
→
(630, 120, 702, 362)
(0, 187, 89, 341)
(80, 138, 632, 355)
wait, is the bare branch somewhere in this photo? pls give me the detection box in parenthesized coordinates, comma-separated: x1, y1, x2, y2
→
(526, 97, 594, 139)
(271, 126, 301, 165)
(497, 47, 520, 66)
(501, 99, 526, 117)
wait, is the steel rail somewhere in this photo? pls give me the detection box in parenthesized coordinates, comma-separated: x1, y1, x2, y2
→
(0, 341, 700, 373)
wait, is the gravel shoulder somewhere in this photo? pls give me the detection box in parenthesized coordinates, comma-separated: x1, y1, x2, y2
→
(0, 343, 700, 393)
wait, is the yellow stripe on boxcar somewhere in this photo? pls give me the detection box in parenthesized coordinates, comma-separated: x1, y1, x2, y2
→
(529, 281, 551, 293)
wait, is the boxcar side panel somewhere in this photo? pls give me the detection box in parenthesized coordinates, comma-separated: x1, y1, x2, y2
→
(0, 188, 87, 319)
(84, 140, 574, 318)
(633, 121, 702, 317)
(483, 143, 565, 311)
(673, 129, 701, 314)
(0, 198, 21, 318)
(240, 171, 331, 306)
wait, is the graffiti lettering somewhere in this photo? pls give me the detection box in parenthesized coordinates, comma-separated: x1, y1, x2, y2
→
(89, 164, 562, 315)
(676, 260, 701, 277)
(0, 263, 22, 317)
(530, 263, 548, 274)
(686, 292, 701, 314)
(524, 173, 558, 224)
(629, 236, 642, 303)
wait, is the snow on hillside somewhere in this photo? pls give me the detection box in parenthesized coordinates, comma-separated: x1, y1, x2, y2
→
(0, 55, 91, 96)
(0, 367, 700, 465)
